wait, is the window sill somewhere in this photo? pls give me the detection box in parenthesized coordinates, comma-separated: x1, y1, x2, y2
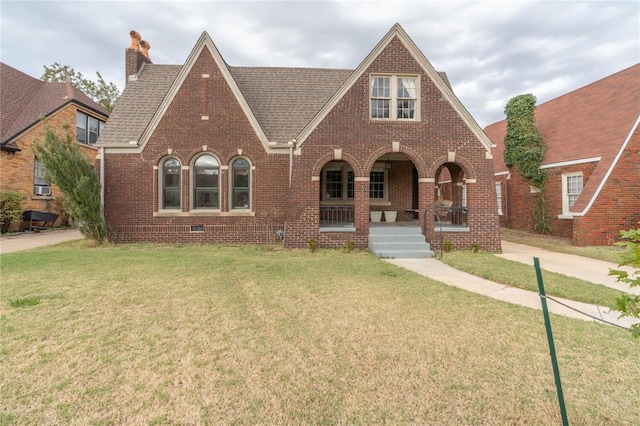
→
(370, 201, 391, 206)
(154, 211, 255, 218)
(369, 119, 420, 124)
(31, 196, 54, 201)
(557, 214, 574, 220)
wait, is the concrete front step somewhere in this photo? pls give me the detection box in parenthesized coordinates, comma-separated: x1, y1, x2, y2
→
(369, 225, 434, 258)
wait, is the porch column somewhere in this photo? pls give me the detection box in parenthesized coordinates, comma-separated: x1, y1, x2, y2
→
(354, 177, 369, 231)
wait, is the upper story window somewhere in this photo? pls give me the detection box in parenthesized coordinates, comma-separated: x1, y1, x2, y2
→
(162, 158, 181, 209)
(33, 157, 51, 196)
(370, 75, 419, 121)
(562, 172, 583, 215)
(77, 111, 105, 145)
(231, 158, 251, 209)
(192, 154, 220, 209)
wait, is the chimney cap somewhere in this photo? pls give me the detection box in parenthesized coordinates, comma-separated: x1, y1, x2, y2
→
(129, 30, 142, 49)
(140, 40, 151, 60)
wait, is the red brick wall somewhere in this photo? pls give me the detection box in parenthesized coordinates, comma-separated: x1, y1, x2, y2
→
(104, 36, 501, 252)
(573, 127, 640, 245)
(104, 49, 289, 244)
(283, 36, 501, 252)
(500, 125, 639, 245)
(1, 104, 98, 231)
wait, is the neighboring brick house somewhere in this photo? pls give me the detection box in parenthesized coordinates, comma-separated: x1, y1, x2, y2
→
(97, 25, 501, 253)
(0, 62, 110, 231)
(486, 64, 640, 246)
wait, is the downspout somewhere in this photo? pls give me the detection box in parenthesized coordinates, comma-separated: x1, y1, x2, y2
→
(288, 139, 296, 187)
(100, 147, 105, 221)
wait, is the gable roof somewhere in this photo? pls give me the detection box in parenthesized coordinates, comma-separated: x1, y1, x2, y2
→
(485, 63, 640, 214)
(0, 62, 109, 150)
(98, 24, 465, 153)
(295, 23, 493, 152)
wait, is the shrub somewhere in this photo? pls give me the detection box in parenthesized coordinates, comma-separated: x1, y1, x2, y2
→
(33, 126, 107, 243)
(308, 239, 317, 253)
(443, 238, 453, 253)
(343, 240, 355, 253)
(0, 190, 26, 233)
(470, 242, 481, 253)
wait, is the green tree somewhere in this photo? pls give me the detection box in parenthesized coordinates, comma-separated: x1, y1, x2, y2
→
(0, 190, 26, 233)
(33, 125, 107, 243)
(503, 94, 551, 233)
(41, 62, 119, 112)
(609, 225, 640, 337)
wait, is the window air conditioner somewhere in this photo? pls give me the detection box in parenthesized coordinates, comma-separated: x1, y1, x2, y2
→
(34, 186, 51, 196)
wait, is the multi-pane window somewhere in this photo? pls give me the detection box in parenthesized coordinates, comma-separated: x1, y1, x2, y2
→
(370, 75, 418, 120)
(231, 158, 250, 209)
(33, 157, 51, 196)
(369, 168, 385, 199)
(322, 162, 354, 201)
(76, 111, 105, 145)
(495, 182, 503, 215)
(562, 173, 583, 215)
(162, 158, 181, 209)
(371, 77, 390, 119)
(397, 77, 417, 119)
(193, 155, 219, 209)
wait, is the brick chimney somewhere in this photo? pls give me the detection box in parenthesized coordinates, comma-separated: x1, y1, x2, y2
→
(126, 30, 152, 84)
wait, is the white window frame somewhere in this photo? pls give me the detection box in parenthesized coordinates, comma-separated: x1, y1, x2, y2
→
(370, 74, 420, 121)
(33, 157, 51, 196)
(230, 157, 251, 210)
(369, 163, 390, 204)
(190, 153, 221, 211)
(321, 162, 354, 203)
(495, 182, 503, 215)
(76, 111, 105, 145)
(560, 172, 583, 217)
(159, 157, 182, 210)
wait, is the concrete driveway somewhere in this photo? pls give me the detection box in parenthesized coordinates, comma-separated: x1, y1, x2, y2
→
(0, 229, 84, 254)
(499, 241, 639, 295)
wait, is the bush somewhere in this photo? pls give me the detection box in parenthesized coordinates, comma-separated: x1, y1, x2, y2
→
(610, 225, 640, 337)
(443, 238, 453, 253)
(0, 190, 26, 233)
(33, 126, 107, 243)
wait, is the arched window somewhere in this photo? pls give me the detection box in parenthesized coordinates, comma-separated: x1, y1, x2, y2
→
(231, 158, 250, 209)
(162, 158, 181, 209)
(193, 154, 220, 209)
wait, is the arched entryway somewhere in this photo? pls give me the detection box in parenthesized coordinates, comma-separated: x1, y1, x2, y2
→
(434, 162, 468, 227)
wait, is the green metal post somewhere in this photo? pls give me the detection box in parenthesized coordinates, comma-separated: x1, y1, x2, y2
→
(534, 257, 569, 426)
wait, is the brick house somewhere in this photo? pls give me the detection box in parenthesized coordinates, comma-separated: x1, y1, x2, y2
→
(486, 64, 639, 246)
(1, 62, 110, 231)
(97, 25, 501, 254)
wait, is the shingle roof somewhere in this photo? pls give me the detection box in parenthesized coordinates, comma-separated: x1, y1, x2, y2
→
(98, 60, 452, 147)
(97, 64, 181, 146)
(485, 63, 640, 212)
(0, 62, 110, 147)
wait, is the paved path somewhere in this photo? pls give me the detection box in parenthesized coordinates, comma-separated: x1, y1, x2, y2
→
(499, 241, 639, 295)
(0, 229, 83, 254)
(385, 242, 639, 330)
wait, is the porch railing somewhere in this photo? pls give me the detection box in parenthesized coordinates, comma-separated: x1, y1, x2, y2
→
(435, 206, 468, 227)
(320, 205, 354, 225)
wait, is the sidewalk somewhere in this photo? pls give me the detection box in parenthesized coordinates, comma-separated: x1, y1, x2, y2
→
(0, 229, 83, 254)
(498, 241, 639, 295)
(385, 245, 639, 330)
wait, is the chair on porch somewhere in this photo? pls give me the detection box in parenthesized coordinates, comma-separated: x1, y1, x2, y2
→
(434, 199, 453, 224)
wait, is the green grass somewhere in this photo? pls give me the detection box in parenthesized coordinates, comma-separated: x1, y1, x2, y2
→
(501, 228, 624, 264)
(8, 296, 41, 308)
(440, 250, 630, 307)
(1, 242, 639, 424)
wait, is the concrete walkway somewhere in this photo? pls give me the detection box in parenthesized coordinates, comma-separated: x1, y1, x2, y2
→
(0, 229, 83, 254)
(498, 241, 639, 295)
(385, 243, 639, 330)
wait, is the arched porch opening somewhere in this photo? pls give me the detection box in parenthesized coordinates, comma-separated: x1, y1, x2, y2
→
(434, 162, 468, 227)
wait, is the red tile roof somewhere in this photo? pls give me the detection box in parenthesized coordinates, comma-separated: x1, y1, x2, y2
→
(1, 62, 109, 147)
(485, 63, 640, 213)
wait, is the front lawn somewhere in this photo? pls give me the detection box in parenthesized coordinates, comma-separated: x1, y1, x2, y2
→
(1, 242, 638, 424)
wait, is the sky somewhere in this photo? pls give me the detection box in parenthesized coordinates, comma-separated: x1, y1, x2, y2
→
(1, 0, 638, 127)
